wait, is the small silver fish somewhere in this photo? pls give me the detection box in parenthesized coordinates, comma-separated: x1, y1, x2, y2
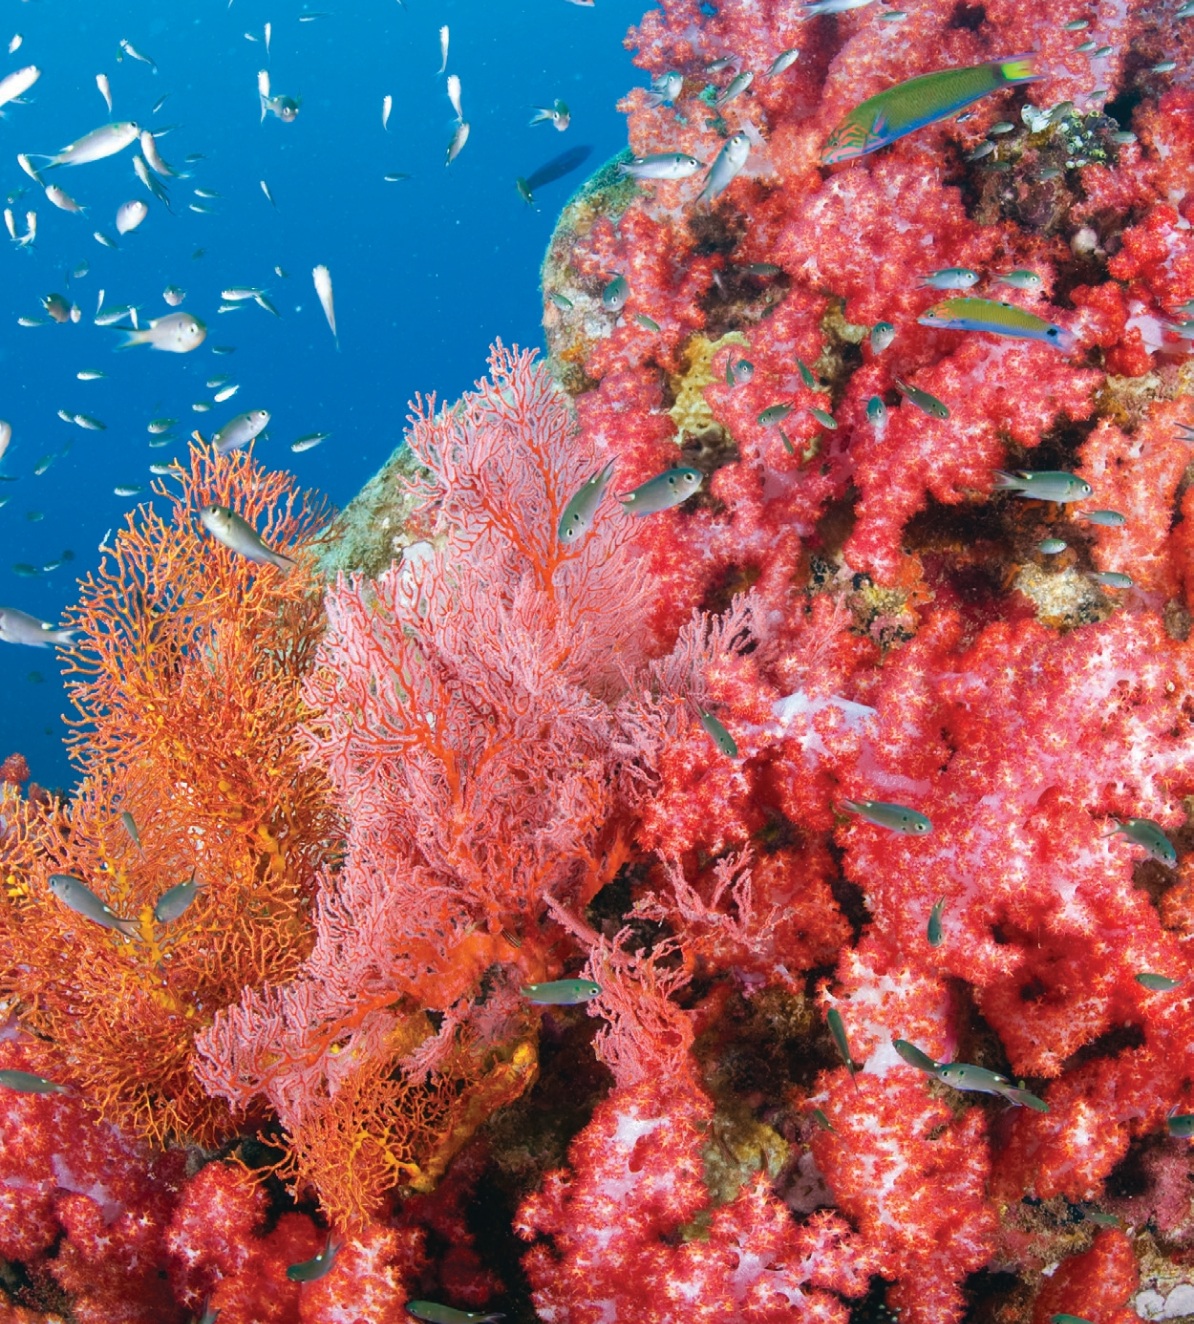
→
(120, 810, 141, 848)
(1090, 570, 1133, 589)
(529, 99, 570, 131)
(257, 70, 300, 123)
(842, 798, 932, 834)
(618, 467, 702, 515)
(699, 709, 737, 757)
(198, 504, 296, 573)
(213, 409, 270, 455)
(119, 38, 158, 73)
(618, 152, 704, 181)
(826, 1007, 857, 1080)
(715, 70, 753, 108)
(993, 470, 1091, 503)
(894, 379, 949, 419)
(767, 49, 800, 77)
(0, 607, 75, 647)
(291, 431, 330, 453)
(1038, 537, 1067, 554)
(312, 265, 338, 347)
(726, 358, 753, 385)
(1077, 508, 1126, 527)
(286, 1234, 341, 1283)
(927, 897, 945, 946)
(758, 403, 793, 426)
(894, 1039, 939, 1072)
(866, 396, 888, 425)
(521, 979, 601, 1005)
(115, 199, 148, 234)
(601, 274, 629, 312)
(0, 1069, 68, 1094)
(697, 131, 750, 203)
(558, 459, 615, 544)
(649, 71, 683, 103)
(870, 321, 895, 352)
(148, 417, 177, 434)
(996, 269, 1043, 289)
(1136, 972, 1181, 992)
(119, 312, 206, 353)
(1106, 817, 1177, 868)
(48, 873, 138, 937)
(800, 0, 875, 13)
(405, 1304, 505, 1324)
(73, 414, 106, 431)
(39, 121, 141, 167)
(446, 121, 470, 165)
(153, 876, 200, 923)
(634, 313, 661, 332)
(920, 267, 979, 290)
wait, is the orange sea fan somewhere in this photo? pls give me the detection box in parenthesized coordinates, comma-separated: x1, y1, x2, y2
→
(0, 445, 341, 1146)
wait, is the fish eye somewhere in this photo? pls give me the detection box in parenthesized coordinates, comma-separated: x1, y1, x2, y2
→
(1047, 327, 1058, 337)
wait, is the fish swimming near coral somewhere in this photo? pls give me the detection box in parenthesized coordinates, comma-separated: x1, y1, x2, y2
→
(618, 467, 702, 515)
(842, 798, 932, 834)
(521, 979, 601, 1005)
(918, 296, 1075, 351)
(47, 873, 139, 937)
(822, 56, 1038, 164)
(0, 1068, 68, 1094)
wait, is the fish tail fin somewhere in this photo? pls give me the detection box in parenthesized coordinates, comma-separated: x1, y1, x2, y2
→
(992, 469, 1022, 490)
(116, 917, 140, 939)
(528, 108, 550, 125)
(115, 327, 146, 350)
(998, 54, 1038, 84)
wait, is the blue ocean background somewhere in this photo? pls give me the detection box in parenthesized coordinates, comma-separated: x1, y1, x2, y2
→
(0, 0, 641, 792)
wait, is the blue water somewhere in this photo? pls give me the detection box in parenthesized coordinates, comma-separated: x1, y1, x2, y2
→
(0, 0, 641, 792)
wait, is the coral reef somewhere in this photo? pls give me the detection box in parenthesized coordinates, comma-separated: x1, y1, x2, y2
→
(7, 0, 1194, 1316)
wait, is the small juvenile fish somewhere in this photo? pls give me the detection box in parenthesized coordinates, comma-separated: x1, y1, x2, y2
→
(649, 71, 684, 104)
(1106, 817, 1177, 868)
(937, 1062, 1049, 1110)
(823, 57, 1038, 164)
(521, 979, 601, 1004)
(796, 359, 819, 390)
(114, 484, 144, 497)
(618, 467, 702, 515)
(893, 1039, 940, 1072)
(530, 99, 570, 131)
(996, 269, 1043, 289)
(758, 403, 793, 426)
(44, 184, 85, 216)
(965, 140, 996, 161)
(148, 418, 177, 434)
(918, 297, 1074, 350)
(291, 432, 330, 453)
(447, 73, 464, 121)
(1062, 18, 1089, 29)
(119, 312, 206, 353)
(120, 810, 141, 848)
(558, 459, 615, 544)
(48, 873, 138, 937)
(258, 69, 300, 123)
(1090, 570, 1133, 589)
(634, 314, 660, 332)
(74, 414, 106, 431)
(726, 358, 753, 385)
(286, 1234, 340, 1283)
(927, 897, 945, 946)
(618, 153, 704, 181)
(214, 384, 240, 403)
(715, 70, 753, 109)
(0, 608, 75, 647)
(870, 321, 895, 352)
(826, 1007, 857, 1079)
(699, 709, 737, 757)
(809, 406, 837, 430)
(382, 94, 392, 130)
(601, 274, 629, 312)
(95, 72, 113, 112)
(77, 370, 106, 381)
(894, 379, 949, 419)
(1038, 537, 1067, 554)
(842, 799, 932, 834)
(0, 65, 40, 110)
(768, 49, 800, 77)
(198, 504, 295, 573)
(1153, 60, 1178, 73)
(1168, 1112, 1194, 1138)
(119, 38, 157, 73)
(1077, 508, 1126, 527)
(800, 0, 875, 13)
(437, 25, 449, 75)
(920, 267, 980, 290)
(866, 396, 888, 425)
(0, 1069, 68, 1094)
(405, 1304, 505, 1324)
(312, 265, 338, 348)
(116, 199, 149, 234)
(446, 121, 470, 165)
(1135, 972, 1181, 992)
(214, 409, 270, 455)
(697, 131, 750, 203)
(993, 470, 1092, 503)
(153, 876, 200, 923)
(549, 292, 573, 311)
(260, 178, 276, 208)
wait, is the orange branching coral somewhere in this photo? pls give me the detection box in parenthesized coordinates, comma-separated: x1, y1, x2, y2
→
(0, 445, 340, 1146)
